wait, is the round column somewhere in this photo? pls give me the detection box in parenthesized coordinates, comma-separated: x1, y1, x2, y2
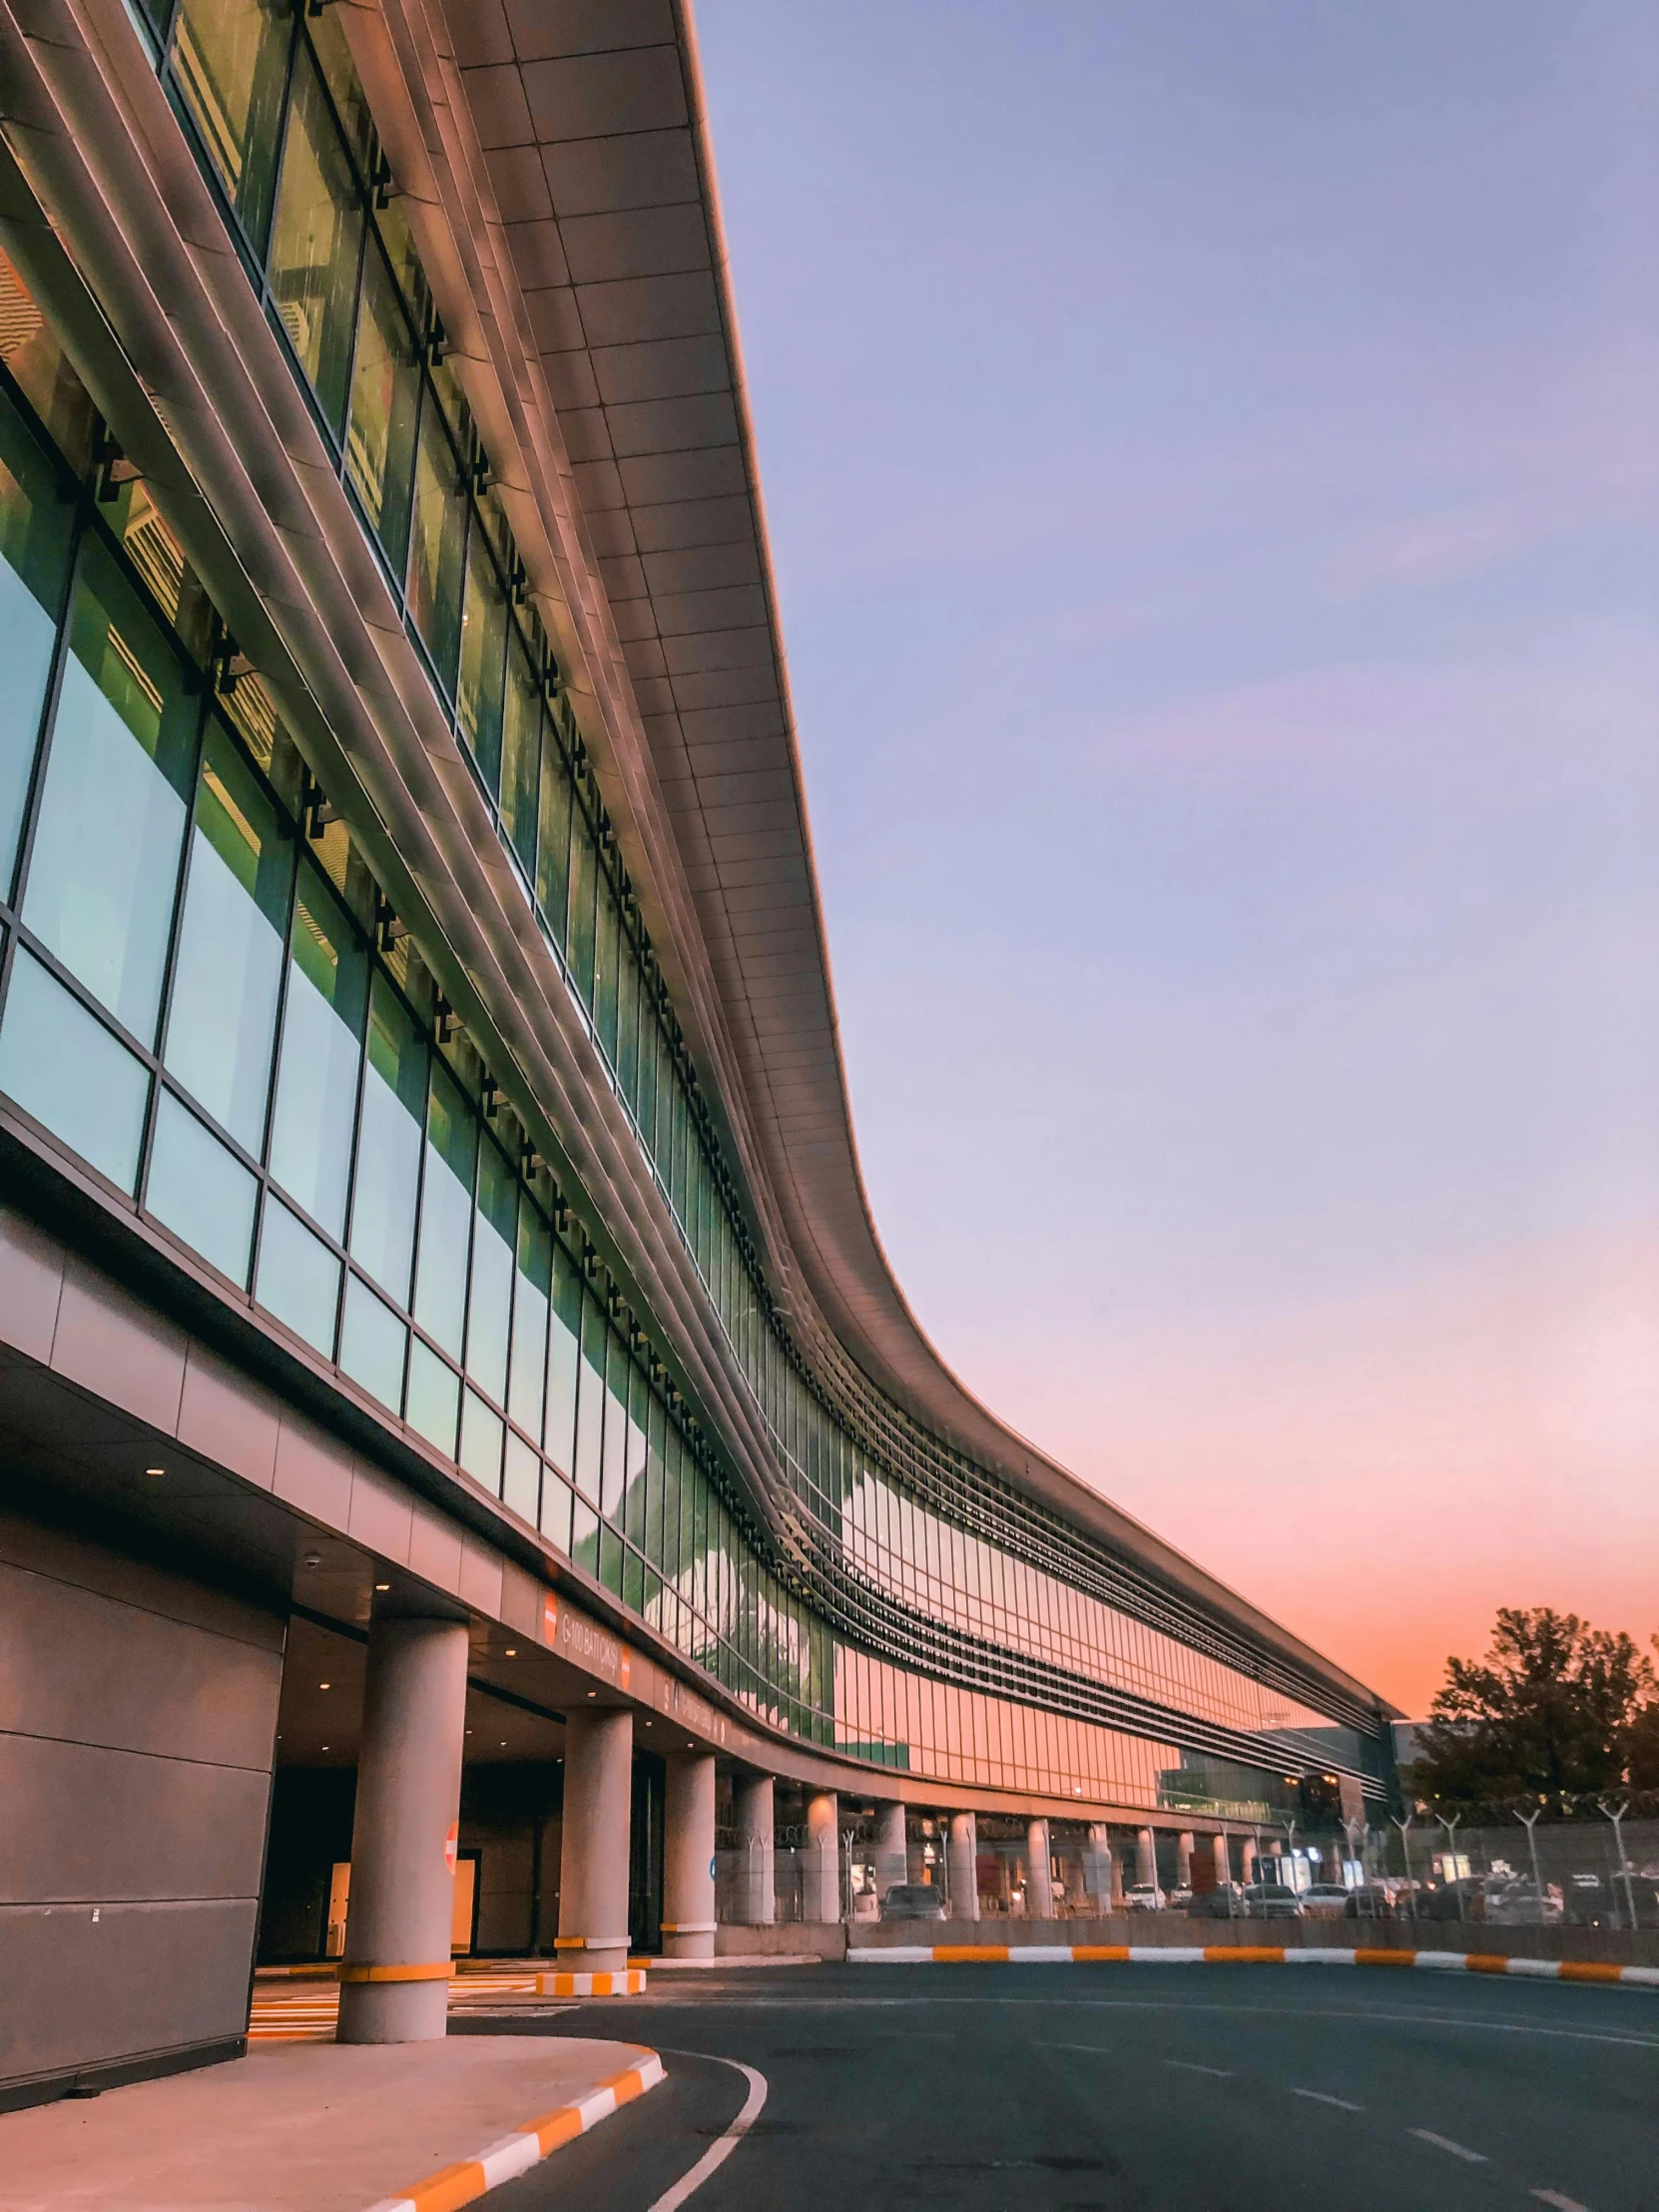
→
(1136, 1826, 1157, 1890)
(873, 1800, 907, 1898)
(947, 1811, 979, 1921)
(734, 1771, 775, 1926)
(336, 1616, 468, 2044)
(663, 1751, 717, 1960)
(1084, 1823, 1111, 1914)
(804, 1790, 840, 1924)
(556, 1708, 633, 1974)
(1241, 1836, 1259, 1885)
(1212, 1833, 1231, 1889)
(1176, 1832, 1194, 1890)
(1025, 1817, 1054, 1919)
(1109, 1836, 1126, 1909)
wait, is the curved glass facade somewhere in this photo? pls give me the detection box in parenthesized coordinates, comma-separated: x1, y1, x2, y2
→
(0, 0, 1387, 1821)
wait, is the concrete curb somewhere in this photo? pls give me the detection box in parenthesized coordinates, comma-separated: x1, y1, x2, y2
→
(363, 2051, 665, 2212)
(848, 1943, 1659, 1985)
(535, 1969, 647, 1996)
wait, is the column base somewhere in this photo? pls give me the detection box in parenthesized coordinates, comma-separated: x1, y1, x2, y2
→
(335, 1977, 448, 2043)
(663, 1928, 716, 1959)
(554, 1940, 630, 1975)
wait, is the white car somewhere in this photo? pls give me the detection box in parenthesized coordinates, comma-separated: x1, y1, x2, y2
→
(1124, 1883, 1166, 1911)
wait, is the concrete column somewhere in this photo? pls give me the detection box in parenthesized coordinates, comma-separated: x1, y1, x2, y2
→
(1176, 1832, 1194, 1891)
(1241, 1837, 1259, 1885)
(947, 1812, 979, 1921)
(1109, 1838, 1126, 1909)
(1084, 1823, 1112, 1913)
(1025, 1818, 1054, 1919)
(873, 1800, 908, 1898)
(556, 1708, 633, 1974)
(662, 1752, 717, 1960)
(1136, 1827, 1157, 1889)
(1213, 1834, 1231, 1890)
(804, 1791, 840, 1924)
(337, 1616, 468, 2044)
(734, 1771, 775, 1926)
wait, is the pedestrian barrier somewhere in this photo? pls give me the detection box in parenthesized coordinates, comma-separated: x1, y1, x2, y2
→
(363, 2052, 665, 2212)
(849, 1943, 1659, 1984)
(535, 1968, 648, 1996)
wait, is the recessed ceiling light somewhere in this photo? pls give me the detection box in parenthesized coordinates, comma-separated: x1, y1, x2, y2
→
(499, 1739, 507, 1746)
(145, 1466, 164, 1478)
(320, 1745, 329, 1752)
(503, 1648, 517, 1657)
(374, 1582, 389, 1592)
(319, 1682, 330, 1691)
(586, 1691, 596, 1698)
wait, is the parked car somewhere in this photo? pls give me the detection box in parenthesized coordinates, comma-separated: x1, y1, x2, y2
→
(1240, 1883, 1303, 1919)
(1124, 1884, 1166, 1912)
(880, 1883, 946, 1921)
(1299, 1884, 1356, 1920)
(1164, 1887, 1193, 1910)
(1187, 1884, 1248, 1920)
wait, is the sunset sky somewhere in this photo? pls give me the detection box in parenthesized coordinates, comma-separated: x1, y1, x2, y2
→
(696, 0, 1659, 1715)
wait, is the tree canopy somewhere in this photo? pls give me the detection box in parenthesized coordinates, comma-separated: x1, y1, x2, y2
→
(1406, 1606, 1657, 1809)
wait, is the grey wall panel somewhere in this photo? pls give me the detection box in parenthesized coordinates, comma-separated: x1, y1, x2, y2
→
(0, 1898, 258, 2085)
(0, 1517, 279, 2094)
(0, 1559, 282, 1764)
(0, 1734, 272, 1903)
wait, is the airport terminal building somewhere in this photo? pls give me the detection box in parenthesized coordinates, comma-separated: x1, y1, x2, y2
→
(0, 0, 1395, 2105)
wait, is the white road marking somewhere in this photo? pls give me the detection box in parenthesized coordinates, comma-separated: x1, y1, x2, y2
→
(1531, 2193, 1591, 2211)
(1409, 2129, 1487, 2163)
(1292, 2087, 1364, 2111)
(1164, 2059, 1232, 2078)
(647, 2057, 769, 2211)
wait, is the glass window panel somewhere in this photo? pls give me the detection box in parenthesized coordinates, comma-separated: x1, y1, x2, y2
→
(498, 644, 539, 873)
(573, 1288, 605, 1502)
(465, 1131, 514, 1402)
(565, 807, 595, 1003)
(266, 43, 363, 433)
(23, 538, 197, 1042)
(0, 386, 73, 895)
(600, 1326, 628, 1519)
(534, 743, 571, 947)
(508, 1194, 550, 1439)
(412, 1060, 474, 1357)
(405, 391, 466, 692)
(268, 862, 365, 1237)
(345, 242, 421, 578)
(406, 1335, 459, 1455)
(503, 1430, 540, 1523)
(457, 524, 508, 795)
(255, 1194, 340, 1356)
(635, 1000, 657, 1151)
(0, 250, 95, 473)
(622, 1366, 649, 1546)
(163, 722, 290, 1149)
(339, 1271, 406, 1412)
(0, 947, 148, 1191)
(147, 1090, 257, 1284)
(460, 1388, 503, 1492)
(615, 935, 638, 1107)
(166, 0, 290, 253)
(545, 1237, 580, 1474)
(593, 879, 618, 1065)
(539, 1468, 573, 1554)
(348, 972, 424, 1303)
(598, 1520, 622, 1596)
(571, 1492, 599, 1576)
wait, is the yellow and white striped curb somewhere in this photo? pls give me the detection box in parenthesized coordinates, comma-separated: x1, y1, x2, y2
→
(362, 2052, 664, 2212)
(249, 1974, 541, 2042)
(850, 1942, 1659, 1985)
(535, 1968, 648, 1996)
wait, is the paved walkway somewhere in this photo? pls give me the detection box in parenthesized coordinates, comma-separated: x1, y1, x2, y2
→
(0, 2035, 657, 2211)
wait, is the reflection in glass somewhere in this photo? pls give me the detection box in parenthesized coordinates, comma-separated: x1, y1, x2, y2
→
(23, 538, 196, 1041)
(164, 723, 290, 1148)
(405, 396, 466, 692)
(460, 1389, 503, 1492)
(147, 1090, 258, 1285)
(546, 1238, 580, 1474)
(535, 739, 572, 946)
(465, 1133, 514, 1403)
(574, 1289, 605, 1502)
(413, 1061, 474, 1358)
(348, 973, 424, 1301)
(255, 1194, 340, 1356)
(508, 1196, 550, 1441)
(503, 1430, 540, 1524)
(268, 863, 365, 1237)
(457, 516, 507, 791)
(339, 1272, 407, 1412)
(168, 0, 290, 254)
(498, 641, 539, 872)
(266, 45, 364, 433)
(406, 1335, 459, 1455)
(0, 947, 148, 1191)
(345, 243, 421, 577)
(0, 387, 73, 894)
(540, 1471, 573, 1555)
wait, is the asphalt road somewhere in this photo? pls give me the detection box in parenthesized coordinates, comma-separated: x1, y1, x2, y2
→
(451, 1962, 1659, 2212)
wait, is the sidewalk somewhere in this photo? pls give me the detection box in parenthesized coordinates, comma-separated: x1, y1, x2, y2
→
(0, 2035, 661, 2212)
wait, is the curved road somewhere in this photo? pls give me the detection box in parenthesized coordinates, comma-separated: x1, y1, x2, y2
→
(453, 1961, 1659, 2211)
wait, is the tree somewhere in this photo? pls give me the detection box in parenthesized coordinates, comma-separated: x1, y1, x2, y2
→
(1406, 1607, 1654, 1809)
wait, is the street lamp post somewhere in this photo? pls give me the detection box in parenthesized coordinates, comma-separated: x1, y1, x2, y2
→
(1438, 1813, 1465, 1923)
(1599, 1801, 1638, 1933)
(1516, 1806, 1547, 1925)
(1391, 1812, 1416, 1922)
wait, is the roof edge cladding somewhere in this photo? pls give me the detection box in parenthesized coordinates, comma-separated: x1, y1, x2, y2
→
(442, 0, 1385, 1720)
